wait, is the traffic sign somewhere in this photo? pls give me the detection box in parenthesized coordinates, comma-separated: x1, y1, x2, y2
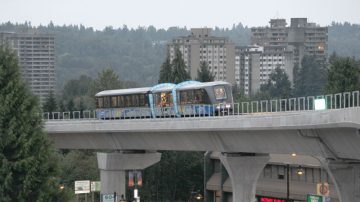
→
(74, 180, 90, 194)
(102, 194, 117, 202)
(91, 181, 101, 192)
(317, 183, 330, 196)
(307, 194, 323, 202)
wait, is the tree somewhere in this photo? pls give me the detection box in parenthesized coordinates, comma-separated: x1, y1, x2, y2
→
(196, 61, 214, 82)
(171, 48, 190, 84)
(158, 55, 172, 83)
(325, 56, 360, 94)
(92, 68, 123, 93)
(0, 46, 61, 201)
(142, 151, 204, 201)
(294, 56, 327, 97)
(260, 66, 292, 99)
(42, 90, 58, 113)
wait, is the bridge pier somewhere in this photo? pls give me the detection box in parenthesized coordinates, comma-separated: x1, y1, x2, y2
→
(97, 151, 161, 198)
(219, 153, 269, 202)
(325, 161, 360, 202)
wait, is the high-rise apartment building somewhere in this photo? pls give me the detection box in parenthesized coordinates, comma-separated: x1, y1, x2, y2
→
(235, 45, 294, 96)
(167, 28, 235, 84)
(234, 18, 327, 96)
(251, 18, 328, 66)
(0, 32, 56, 104)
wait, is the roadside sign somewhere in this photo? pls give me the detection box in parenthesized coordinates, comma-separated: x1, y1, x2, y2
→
(75, 180, 90, 194)
(102, 194, 117, 202)
(307, 194, 323, 202)
(317, 183, 330, 196)
(91, 181, 101, 192)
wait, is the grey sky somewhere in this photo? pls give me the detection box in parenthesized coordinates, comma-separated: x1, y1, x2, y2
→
(2, 0, 359, 30)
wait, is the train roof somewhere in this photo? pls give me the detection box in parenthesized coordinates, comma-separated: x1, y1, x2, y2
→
(95, 81, 231, 97)
(95, 87, 151, 97)
(176, 81, 231, 90)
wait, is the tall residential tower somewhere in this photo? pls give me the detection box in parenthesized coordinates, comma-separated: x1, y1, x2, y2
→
(167, 28, 235, 84)
(0, 32, 56, 104)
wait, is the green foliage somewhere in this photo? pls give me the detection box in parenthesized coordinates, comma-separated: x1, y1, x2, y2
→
(158, 56, 173, 83)
(42, 90, 58, 113)
(141, 151, 204, 201)
(259, 67, 292, 99)
(59, 150, 99, 187)
(196, 61, 214, 82)
(325, 56, 360, 93)
(0, 46, 61, 201)
(328, 22, 360, 59)
(172, 48, 190, 84)
(92, 68, 123, 93)
(294, 56, 328, 97)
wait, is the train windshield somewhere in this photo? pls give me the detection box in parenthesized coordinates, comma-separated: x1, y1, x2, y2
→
(213, 86, 227, 100)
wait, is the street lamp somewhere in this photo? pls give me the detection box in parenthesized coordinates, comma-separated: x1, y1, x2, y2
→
(59, 184, 65, 190)
(286, 164, 305, 202)
(296, 166, 304, 176)
(195, 192, 203, 200)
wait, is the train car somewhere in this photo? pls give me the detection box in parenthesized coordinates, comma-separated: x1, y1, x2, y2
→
(95, 87, 152, 119)
(95, 81, 233, 119)
(175, 81, 233, 116)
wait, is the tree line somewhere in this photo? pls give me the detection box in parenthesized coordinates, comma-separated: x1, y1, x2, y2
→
(0, 21, 359, 89)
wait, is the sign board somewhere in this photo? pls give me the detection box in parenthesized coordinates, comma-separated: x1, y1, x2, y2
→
(317, 183, 329, 196)
(102, 194, 117, 202)
(91, 181, 101, 192)
(307, 194, 323, 202)
(74, 180, 90, 194)
(314, 98, 326, 110)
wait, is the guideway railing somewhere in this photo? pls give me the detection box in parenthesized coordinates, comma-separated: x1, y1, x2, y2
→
(43, 90, 360, 121)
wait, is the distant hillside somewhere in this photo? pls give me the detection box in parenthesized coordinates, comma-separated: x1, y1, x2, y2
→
(0, 22, 358, 89)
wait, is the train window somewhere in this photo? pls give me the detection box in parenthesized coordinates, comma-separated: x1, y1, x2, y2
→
(180, 91, 188, 105)
(139, 94, 147, 107)
(125, 95, 132, 107)
(104, 97, 110, 108)
(214, 86, 227, 100)
(118, 96, 124, 108)
(132, 95, 139, 107)
(179, 90, 194, 105)
(111, 96, 117, 107)
(194, 90, 205, 104)
(97, 97, 103, 108)
(156, 92, 173, 107)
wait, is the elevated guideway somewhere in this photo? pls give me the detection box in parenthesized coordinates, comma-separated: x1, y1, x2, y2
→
(46, 107, 360, 161)
(44, 90, 360, 202)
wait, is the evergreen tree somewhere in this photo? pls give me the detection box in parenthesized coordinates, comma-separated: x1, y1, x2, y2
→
(196, 61, 214, 82)
(260, 66, 292, 98)
(326, 56, 360, 94)
(92, 68, 123, 93)
(294, 56, 328, 97)
(171, 48, 190, 84)
(0, 47, 60, 201)
(158, 56, 172, 83)
(42, 90, 58, 113)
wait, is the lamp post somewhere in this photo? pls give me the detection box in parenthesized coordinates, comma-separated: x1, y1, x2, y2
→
(286, 164, 305, 202)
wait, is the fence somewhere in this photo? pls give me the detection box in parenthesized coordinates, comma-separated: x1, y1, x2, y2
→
(43, 90, 360, 121)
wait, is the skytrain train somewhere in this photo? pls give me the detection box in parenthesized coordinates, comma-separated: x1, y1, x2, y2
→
(95, 81, 233, 119)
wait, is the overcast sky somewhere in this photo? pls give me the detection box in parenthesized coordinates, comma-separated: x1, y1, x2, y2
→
(2, 0, 359, 30)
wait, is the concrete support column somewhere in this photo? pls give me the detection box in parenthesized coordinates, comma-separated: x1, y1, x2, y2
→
(325, 161, 360, 202)
(97, 151, 161, 198)
(219, 153, 269, 202)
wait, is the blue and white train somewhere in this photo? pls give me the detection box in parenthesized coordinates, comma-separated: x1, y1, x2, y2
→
(95, 81, 233, 119)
